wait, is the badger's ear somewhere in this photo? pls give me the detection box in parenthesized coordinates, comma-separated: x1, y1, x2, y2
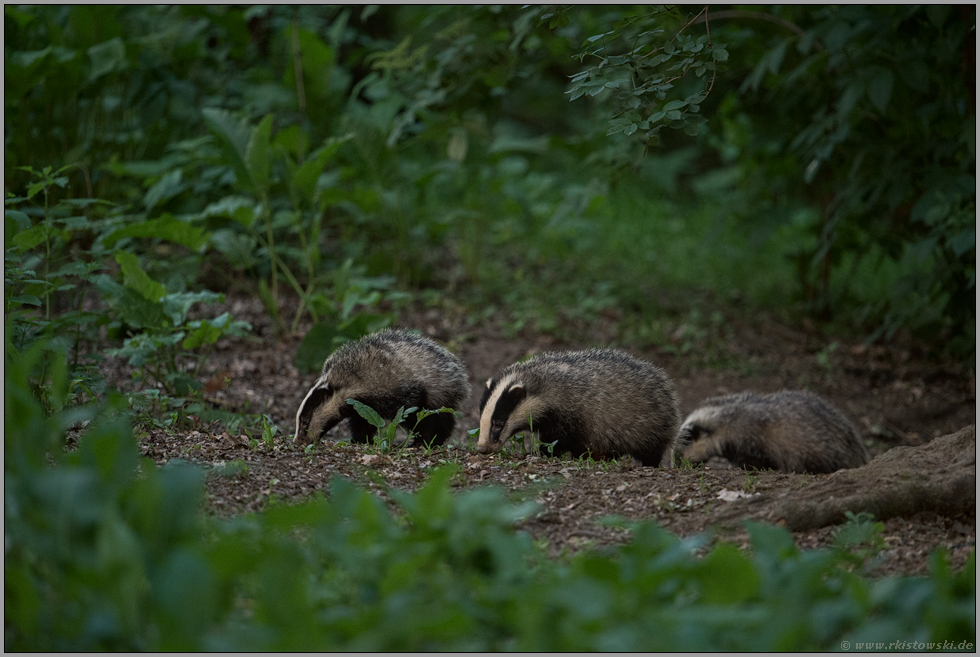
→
(506, 384, 526, 403)
(479, 378, 495, 413)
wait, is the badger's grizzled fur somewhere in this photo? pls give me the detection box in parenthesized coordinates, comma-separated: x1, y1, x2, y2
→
(676, 390, 869, 473)
(477, 349, 681, 466)
(293, 328, 470, 446)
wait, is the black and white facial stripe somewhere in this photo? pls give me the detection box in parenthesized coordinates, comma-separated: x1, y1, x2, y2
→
(478, 374, 535, 452)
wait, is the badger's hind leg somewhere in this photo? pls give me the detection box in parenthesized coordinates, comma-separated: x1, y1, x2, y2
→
(412, 411, 457, 447)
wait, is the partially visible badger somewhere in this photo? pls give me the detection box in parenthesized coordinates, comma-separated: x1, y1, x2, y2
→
(293, 328, 470, 446)
(477, 349, 681, 466)
(676, 390, 869, 473)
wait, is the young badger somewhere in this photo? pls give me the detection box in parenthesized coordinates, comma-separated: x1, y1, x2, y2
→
(676, 390, 870, 474)
(293, 328, 470, 446)
(477, 349, 681, 466)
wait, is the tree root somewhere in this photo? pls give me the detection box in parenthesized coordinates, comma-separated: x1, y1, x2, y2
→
(714, 425, 976, 532)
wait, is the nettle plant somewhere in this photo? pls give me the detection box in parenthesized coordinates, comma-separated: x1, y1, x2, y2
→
(97, 250, 251, 396)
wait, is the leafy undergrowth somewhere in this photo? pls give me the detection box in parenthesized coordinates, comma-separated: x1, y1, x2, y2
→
(5, 343, 976, 651)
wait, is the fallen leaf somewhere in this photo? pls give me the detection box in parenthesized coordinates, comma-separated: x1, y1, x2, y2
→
(716, 488, 758, 502)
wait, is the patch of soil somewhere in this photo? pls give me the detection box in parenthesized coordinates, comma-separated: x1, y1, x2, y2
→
(129, 294, 976, 577)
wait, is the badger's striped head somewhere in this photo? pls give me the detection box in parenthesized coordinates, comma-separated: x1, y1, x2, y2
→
(293, 368, 351, 445)
(676, 406, 721, 447)
(477, 372, 536, 454)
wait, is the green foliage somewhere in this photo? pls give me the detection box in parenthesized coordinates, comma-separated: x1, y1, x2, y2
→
(5, 165, 252, 421)
(5, 5, 973, 359)
(5, 347, 976, 650)
(347, 399, 461, 452)
(833, 511, 888, 568)
(573, 5, 975, 353)
(567, 6, 724, 143)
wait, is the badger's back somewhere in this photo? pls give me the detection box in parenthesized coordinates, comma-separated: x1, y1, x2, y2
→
(325, 328, 469, 408)
(679, 390, 868, 473)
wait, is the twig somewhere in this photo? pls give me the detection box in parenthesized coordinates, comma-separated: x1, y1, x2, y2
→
(704, 7, 717, 96)
(694, 9, 825, 52)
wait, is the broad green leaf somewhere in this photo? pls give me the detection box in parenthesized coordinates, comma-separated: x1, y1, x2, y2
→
(49, 261, 92, 278)
(948, 229, 975, 257)
(144, 170, 185, 212)
(347, 398, 385, 428)
(11, 46, 52, 68)
(115, 251, 166, 302)
(202, 108, 252, 187)
(867, 69, 894, 113)
(202, 196, 258, 228)
(113, 288, 169, 329)
(712, 47, 728, 62)
(5, 209, 31, 243)
(162, 290, 224, 327)
(182, 322, 223, 350)
(210, 229, 258, 269)
(696, 543, 760, 604)
(291, 134, 353, 203)
(272, 125, 309, 159)
(103, 216, 209, 252)
(663, 99, 687, 111)
(8, 294, 41, 307)
(87, 37, 127, 81)
(246, 114, 274, 195)
(12, 223, 47, 252)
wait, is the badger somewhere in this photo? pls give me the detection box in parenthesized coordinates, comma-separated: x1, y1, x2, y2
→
(476, 349, 681, 466)
(293, 328, 470, 447)
(676, 390, 870, 474)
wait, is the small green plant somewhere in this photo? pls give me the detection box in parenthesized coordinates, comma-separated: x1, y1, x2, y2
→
(816, 341, 840, 370)
(833, 511, 888, 567)
(202, 109, 355, 334)
(347, 399, 460, 453)
(213, 459, 251, 478)
(99, 253, 252, 396)
(743, 471, 760, 492)
(260, 414, 279, 450)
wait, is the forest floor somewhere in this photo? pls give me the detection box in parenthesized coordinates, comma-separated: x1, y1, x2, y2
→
(129, 294, 976, 577)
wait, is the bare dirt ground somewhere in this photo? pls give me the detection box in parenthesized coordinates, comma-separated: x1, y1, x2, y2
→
(131, 295, 977, 577)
